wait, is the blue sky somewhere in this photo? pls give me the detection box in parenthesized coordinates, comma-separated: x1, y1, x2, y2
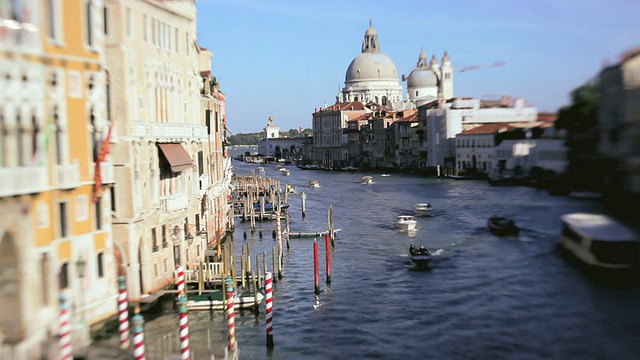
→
(196, 0, 640, 134)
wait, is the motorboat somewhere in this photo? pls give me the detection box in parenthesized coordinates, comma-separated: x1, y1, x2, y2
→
(309, 179, 320, 188)
(279, 168, 291, 176)
(253, 202, 290, 212)
(361, 176, 374, 184)
(186, 290, 264, 311)
(381, 174, 390, 177)
(413, 203, 432, 217)
(559, 213, 639, 270)
(396, 215, 417, 232)
(286, 184, 296, 194)
(487, 216, 519, 236)
(409, 244, 432, 268)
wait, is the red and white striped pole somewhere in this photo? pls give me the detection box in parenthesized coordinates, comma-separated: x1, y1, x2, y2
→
(225, 276, 236, 351)
(132, 305, 146, 360)
(265, 272, 274, 349)
(176, 265, 185, 297)
(59, 295, 73, 360)
(118, 275, 130, 349)
(177, 295, 190, 360)
(314, 239, 320, 295)
(325, 232, 332, 285)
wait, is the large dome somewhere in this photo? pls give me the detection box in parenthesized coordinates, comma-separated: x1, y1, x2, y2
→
(407, 67, 438, 88)
(345, 52, 399, 82)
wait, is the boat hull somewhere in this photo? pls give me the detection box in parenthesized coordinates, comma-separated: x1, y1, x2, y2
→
(396, 221, 417, 232)
(186, 291, 264, 311)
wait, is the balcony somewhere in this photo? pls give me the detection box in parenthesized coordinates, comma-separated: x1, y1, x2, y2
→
(54, 161, 80, 189)
(0, 166, 48, 197)
(162, 193, 189, 211)
(130, 122, 208, 141)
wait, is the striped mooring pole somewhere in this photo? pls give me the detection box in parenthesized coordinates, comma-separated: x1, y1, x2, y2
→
(118, 275, 130, 349)
(314, 239, 320, 295)
(177, 295, 190, 360)
(132, 305, 146, 360)
(59, 295, 73, 360)
(176, 265, 185, 297)
(265, 272, 274, 349)
(325, 232, 332, 285)
(225, 276, 236, 351)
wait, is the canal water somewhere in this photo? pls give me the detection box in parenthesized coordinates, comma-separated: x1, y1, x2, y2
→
(100, 158, 640, 359)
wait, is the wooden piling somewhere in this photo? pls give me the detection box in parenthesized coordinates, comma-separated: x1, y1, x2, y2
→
(272, 246, 278, 284)
(301, 192, 307, 218)
(240, 246, 246, 289)
(256, 254, 262, 292)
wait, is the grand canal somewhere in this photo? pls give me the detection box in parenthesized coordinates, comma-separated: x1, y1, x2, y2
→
(100, 157, 640, 359)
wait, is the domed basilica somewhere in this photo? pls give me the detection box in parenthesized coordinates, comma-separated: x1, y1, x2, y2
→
(340, 21, 453, 108)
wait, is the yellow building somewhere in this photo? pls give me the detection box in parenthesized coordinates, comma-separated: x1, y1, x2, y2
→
(0, 0, 117, 358)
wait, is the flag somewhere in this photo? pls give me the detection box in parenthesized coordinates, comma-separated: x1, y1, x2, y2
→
(93, 124, 113, 203)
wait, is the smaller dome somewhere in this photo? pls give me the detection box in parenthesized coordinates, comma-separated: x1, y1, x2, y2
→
(407, 68, 438, 88)
(268, 116, 274, 121)
(442, 51, 451, 63)
(430, 55, 439, 67)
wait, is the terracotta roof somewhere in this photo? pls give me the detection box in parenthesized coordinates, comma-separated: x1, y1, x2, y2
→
(459, 123, 517, 135)
(316, 101, 366, 113)
(537, 112, 557, 122)
(395, 112, 418, 123)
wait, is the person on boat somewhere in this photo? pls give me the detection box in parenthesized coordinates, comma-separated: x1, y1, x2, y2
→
(419, 246, 429, 255)
(409, 244, 417, 256)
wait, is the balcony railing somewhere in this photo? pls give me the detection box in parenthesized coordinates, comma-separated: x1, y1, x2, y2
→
(54, 161, 80, 189)
(161, 193, 189, 211)
(0, 166, 48, 197)
(130, 122, 208, 141)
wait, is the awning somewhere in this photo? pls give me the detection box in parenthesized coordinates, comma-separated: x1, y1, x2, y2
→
(158, 143, 192, 172)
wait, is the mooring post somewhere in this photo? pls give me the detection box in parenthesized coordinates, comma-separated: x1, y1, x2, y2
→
(132, 305, 146, 360)
(59, 295, 73, 360)
(265, 272, 274, 349)
(285, 211, 291, 250)
(325, 232, 332, 285)
(263, 251, 268, 282)
(256, 254, 262, 292)
(225, 277, 236, 351)
(117, 276, 130, 349)
(301, 192, 307, 218)
(314, 239, 320, 295)
(240, 246, 246, 289)
(272, 246, 278, 284)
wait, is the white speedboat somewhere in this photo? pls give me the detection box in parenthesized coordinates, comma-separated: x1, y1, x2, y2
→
(413, 203, 432, 217)
(279, 168, 291, 176)
(396, 215, 417, 232)
(361, 176, 374, 184)
(309, 179, 320, 188)
(559, 213, 639, 270)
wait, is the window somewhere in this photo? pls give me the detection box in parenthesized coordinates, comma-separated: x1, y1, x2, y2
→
(85, 0, 94, 47)
(97, 253, 104, 277)
(58, 202, 68, 238)
(95, 197, 102, 230)
(47, 0, 62, 43)
(110, 186, 116, 213)
(126, 7, 132, 38)
(162, 225, 167, 248)
(41, 254, 50, 305)
(142, 15, 147, 42)
(152, 228, 158, 252)
(103, 5, 108, 35)
(58, 262, 69, 289)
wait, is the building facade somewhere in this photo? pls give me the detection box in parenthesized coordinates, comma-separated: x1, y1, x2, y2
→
(104, 0, 208, 300)
(1, 0, 118, 357)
